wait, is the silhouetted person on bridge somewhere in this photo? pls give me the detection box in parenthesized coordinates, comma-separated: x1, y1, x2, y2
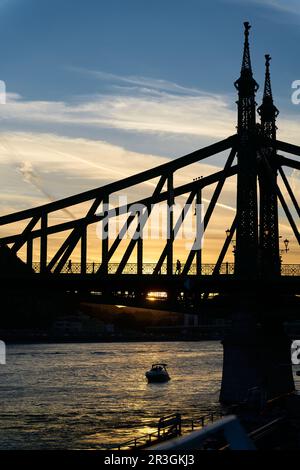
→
(67, 259, 72, 273)
(175, 259, 181, 275)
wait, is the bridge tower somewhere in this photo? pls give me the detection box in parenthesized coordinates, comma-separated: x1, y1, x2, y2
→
(257, 55, 281, 278)
(220, 24, 295, 404)
(234, 22, 259, 279)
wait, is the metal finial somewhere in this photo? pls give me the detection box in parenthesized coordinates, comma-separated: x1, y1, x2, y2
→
(265, 54, 271, 67)
(257, 52, 279, 125)
(263, 53, 274, 100)
(244, 22, 251, 36)
(238, 21, 254, 75)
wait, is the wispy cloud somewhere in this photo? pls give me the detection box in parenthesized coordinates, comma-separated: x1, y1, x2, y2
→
(263, 0, 300, 14)
(0, 85, 236, 140)
(17, 161, 76, 220)
(70, 67, 211, 97)
(1, 84, 299, 146)
(225, 0, 300, 15)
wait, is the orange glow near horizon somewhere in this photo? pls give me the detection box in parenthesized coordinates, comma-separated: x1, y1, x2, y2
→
(1, 140, 299, 266)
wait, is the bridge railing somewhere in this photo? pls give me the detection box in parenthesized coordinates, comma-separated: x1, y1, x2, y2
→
(30, 262, 300, 276)
(280, 264, 300, 276)
(31, 262, 233, 275)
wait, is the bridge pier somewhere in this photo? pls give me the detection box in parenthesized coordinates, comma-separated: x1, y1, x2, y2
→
(220, 304, 295, 404)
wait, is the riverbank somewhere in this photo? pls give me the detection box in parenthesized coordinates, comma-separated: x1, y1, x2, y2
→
(0, 330, 227, 344)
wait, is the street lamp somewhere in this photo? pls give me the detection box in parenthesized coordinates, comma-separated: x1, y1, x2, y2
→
(279, 236, 289, 255)
(279, 237, 290, 270)
(226, 229, 236, 254)
(283, 238, 289, 253)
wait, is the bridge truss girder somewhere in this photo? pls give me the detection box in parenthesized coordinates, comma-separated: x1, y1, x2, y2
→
(0, 133, 299, 282)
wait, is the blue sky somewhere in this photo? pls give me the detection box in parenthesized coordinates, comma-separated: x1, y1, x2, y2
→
(0, 0, 299, 262)
(0, 0, 298, 104)
(0, 0, 299, 155)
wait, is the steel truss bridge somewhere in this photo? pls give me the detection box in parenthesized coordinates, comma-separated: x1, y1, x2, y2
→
(1, 21, 299, 404)
(0, 23, 299, 312)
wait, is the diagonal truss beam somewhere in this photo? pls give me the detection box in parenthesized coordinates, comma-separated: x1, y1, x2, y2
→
(275, 139, 300, 158)
(114, 204, 150, 275)
(113, 175, 168, 275)
(11, 214, 40, 254)
(98, 174, 168, 275)
(203, 147, 236, 229)
(212, 216, 237, 275)
(49, 196, 103, 273)
(202, 216, 237, 300)
(1, 165, 238, 246)
(0, 135, 237, 226)
(261, 155, 300, 245)
(182, 147, 237, 275)
(153, 189, 197, 275)
(278, 167, 300, 218)
(276, 186, 300, 244)
(276, 154, 300, 171)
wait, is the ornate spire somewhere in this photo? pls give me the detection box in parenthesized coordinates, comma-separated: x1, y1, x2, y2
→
(257, 54, 279, 140)
(257, 54, 280, 278)
(234, 22, 259, 279)
(241, 21, 252, 73)
(263, 54, 272, 97)
(234, 22, 259, 135)
(235, 22, 259, 92)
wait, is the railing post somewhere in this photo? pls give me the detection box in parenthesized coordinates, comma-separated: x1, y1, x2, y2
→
(40, 213, 47, 273)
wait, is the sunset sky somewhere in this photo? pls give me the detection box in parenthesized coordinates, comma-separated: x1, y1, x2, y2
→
(0, 0, 299, 265)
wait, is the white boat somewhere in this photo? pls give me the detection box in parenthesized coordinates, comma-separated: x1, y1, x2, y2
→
(145, 363, 170, 383)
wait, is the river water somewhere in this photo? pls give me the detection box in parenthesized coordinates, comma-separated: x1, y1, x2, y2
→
(0, 341, 225, 449)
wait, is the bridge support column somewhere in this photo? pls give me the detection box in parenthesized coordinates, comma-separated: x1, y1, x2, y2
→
(220, 308, 294, 404)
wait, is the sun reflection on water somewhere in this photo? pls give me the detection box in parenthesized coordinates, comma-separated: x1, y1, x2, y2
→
(0, 341, 224, 449)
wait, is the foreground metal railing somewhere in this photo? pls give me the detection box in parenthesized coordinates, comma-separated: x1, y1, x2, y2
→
(190, 412, 224, 431)
(30, 262, 300, 276)
(151, 415, 256, 451)
(113, 413, 182, 450)
(111, 411, 224, 450)
(111, 410, 287, 451)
